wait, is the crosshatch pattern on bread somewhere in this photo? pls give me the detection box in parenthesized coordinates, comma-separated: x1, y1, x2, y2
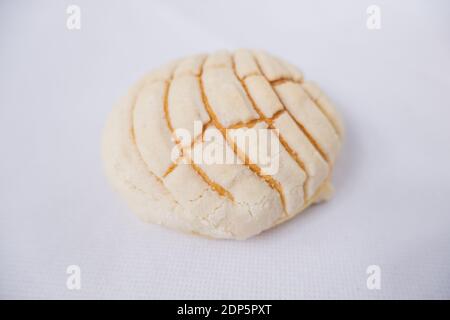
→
(102, 49, 344, 239)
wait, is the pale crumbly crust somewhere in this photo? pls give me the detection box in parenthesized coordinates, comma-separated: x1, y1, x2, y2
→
(102, 49, 343, 240)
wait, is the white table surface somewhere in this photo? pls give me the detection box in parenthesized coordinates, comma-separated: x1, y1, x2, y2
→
(1, 0, 450, 299)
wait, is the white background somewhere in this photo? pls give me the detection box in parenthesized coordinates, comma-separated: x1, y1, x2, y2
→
(1, 0, 450, 299)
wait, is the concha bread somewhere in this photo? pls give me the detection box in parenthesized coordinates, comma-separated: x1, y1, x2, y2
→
(102, 49, 344, 239)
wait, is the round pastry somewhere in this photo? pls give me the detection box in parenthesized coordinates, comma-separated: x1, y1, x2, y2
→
(102, 49, 344, 239)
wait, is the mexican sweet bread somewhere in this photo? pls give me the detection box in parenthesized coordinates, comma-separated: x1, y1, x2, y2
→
(102, 49, 344, 239)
